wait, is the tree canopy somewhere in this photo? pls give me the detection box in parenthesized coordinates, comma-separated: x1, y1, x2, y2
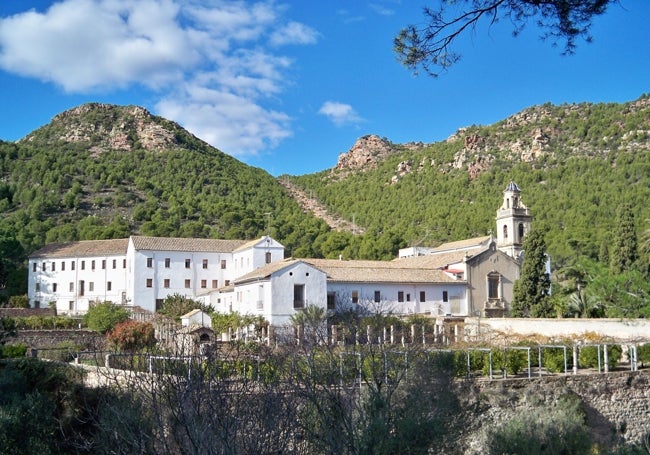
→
(394, 0, 615, 76)
(511, 229, 551, 317)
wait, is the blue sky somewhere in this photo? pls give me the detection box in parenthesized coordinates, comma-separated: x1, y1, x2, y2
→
(0, 1, 648, 176)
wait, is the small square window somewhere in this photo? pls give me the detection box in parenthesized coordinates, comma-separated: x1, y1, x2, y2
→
(71, 262, 75, 271)
(164, 279, 170, 288)
(146, 278, 153, 288)
(81, 261, 85, 270)
(184, 279, 191, 288)
(165, 258, 170, 268)
(32, 263, 37, 272)
(212, 280, 218, 288)
(352, 291, 359, 304)
(42, 262, 46, 271)
(398, 291, 404, 303)
(35, 283, 40, 292)
(88, 282, 94, 292)
(107, 281, 112, 291)
(53, 283, 57, 292)
(123, 259, 127, 269)
(112, 259, 117, 269)
(52, 262, 56, 272)
(91, 260, 95, 270)
(61, 261, 65, 271)
(442, 291, 448, 303)
(374, 291, 381, 303)
(147, 258, 153, 268)
(221, 259, 226, 269)
(420, 291, 426, 302)
(202, 259, 208, 269)
(102, 260, 106, 269)
(201, 279, 207, 288)
(185, 259, 191, 269)
(69, 282, 74, 292)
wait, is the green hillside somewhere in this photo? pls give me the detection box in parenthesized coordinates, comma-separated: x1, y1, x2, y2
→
(1, 98, 650, 316)
(289, 96, 650, 266)
(0, 104, 332, 298)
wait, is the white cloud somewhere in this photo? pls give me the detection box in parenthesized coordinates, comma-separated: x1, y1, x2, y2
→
(0, 0, 318, 157)
(318, 101, 363, 127)
(270, 21, 319, 46)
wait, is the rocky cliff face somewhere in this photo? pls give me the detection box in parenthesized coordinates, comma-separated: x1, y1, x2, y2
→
(332, 134, 396, 174)
(23, 103, 181, 154)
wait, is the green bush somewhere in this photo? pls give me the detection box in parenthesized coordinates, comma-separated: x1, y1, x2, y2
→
(542, 346, 570, 373)
(484, 394, 590, 454)
(486, 348, 528, 376)
(637, 343, 650, 366)
(579, 344, 622, 369)
(84, 301, 130, 333)
(0, 343, 27, 358)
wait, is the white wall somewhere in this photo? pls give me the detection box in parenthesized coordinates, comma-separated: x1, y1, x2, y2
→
(29, 255, 127, 315)
(327, 282, 468, 316)
(269, 263, 328, 326)
(475, 318, 650, 342)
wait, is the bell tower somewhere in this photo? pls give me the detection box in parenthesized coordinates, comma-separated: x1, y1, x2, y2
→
(496, 182, 531, 259)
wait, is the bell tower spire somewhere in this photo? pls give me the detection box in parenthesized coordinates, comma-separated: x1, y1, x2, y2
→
(496, 182, 531, 259)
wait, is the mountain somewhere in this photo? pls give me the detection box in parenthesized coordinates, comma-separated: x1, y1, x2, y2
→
(2, 97, 650, 301)
(0, 104, 332, 281)
(287, 95, 650, 267)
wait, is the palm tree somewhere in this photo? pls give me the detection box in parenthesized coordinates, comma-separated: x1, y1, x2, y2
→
(290, 304, 328, 346)
(567, 289, 602, 318)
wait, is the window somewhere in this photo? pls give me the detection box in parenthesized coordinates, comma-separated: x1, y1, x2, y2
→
(406, 293, 411, 302)
(488, 273, 500, 299)
(146, 278, 153, 288)
(102, 260, 106, 269)
(61, 261, 65, 271)
(442, 291, 448, 302)
(201, 279, 207, 288)
(35, 283, 40, 292)
(518, 223, 525, 241)
(32, 263, 37, 272)
(265, 252, 272, 264)
(327, 292, 336, 310)
(164, 279, 170, 288)
(165, 258, 170, 268)
(374, 291, 381, 303)
(79, 281, 85, 296)
(91, 260, 95, 270)
(398, 291, 404, 302)
(52, 283, 57, 292)
(112, 259, 117, 269)
(185, 279, 191, 288)
(155, 299, 164, 311)
(123, 259, 126, 268)
(69, 301, 74, 311)
(420, 291, 426, 302)
(88, 282, 94, 292)
(202, 259, 208, 269)
(34, 301, 40, 309)
(107, 281, 112, 291)
(351, 291, 359, 304)
(503, 225, 508, 239)
(71, 261, 75, 271)
(185, 259, 191, 268)
(147, 258, 153, 268)
(224, 280, 230, 286)
(293, 284, 305, 309)
(69, 282, 74, 292)
(42, 262, 46, 271)
(81, 261, 85, 270)
(211, 280, 218, 288)
(221, 259, 226, 269)
(52, 262, 56, 272)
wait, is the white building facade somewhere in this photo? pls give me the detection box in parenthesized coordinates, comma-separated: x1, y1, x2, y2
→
(28, 235, 284, 315)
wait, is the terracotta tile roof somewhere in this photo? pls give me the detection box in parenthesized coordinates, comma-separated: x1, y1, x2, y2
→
(301, 258, 460, 284)
(30, 238, 129, 258)
(130, 236, 247, 252)
(392, 250, 476, 269)
(234, 259, 305, 284)
(429, 235, 491, 253)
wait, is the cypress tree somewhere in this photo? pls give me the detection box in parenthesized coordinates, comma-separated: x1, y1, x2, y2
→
(610, 203, 638, 274)
(511, 229, 551, 317)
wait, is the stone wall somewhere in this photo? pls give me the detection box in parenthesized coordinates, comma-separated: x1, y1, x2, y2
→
(9, 330, 104, 351)
(452, 371, 650, 454)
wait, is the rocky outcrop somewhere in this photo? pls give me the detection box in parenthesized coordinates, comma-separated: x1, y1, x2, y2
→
(24, 103, 179, 154)
(333, 135, 395, 174)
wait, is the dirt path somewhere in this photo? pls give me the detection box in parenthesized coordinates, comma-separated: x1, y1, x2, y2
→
(278, 178, 364, 234)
